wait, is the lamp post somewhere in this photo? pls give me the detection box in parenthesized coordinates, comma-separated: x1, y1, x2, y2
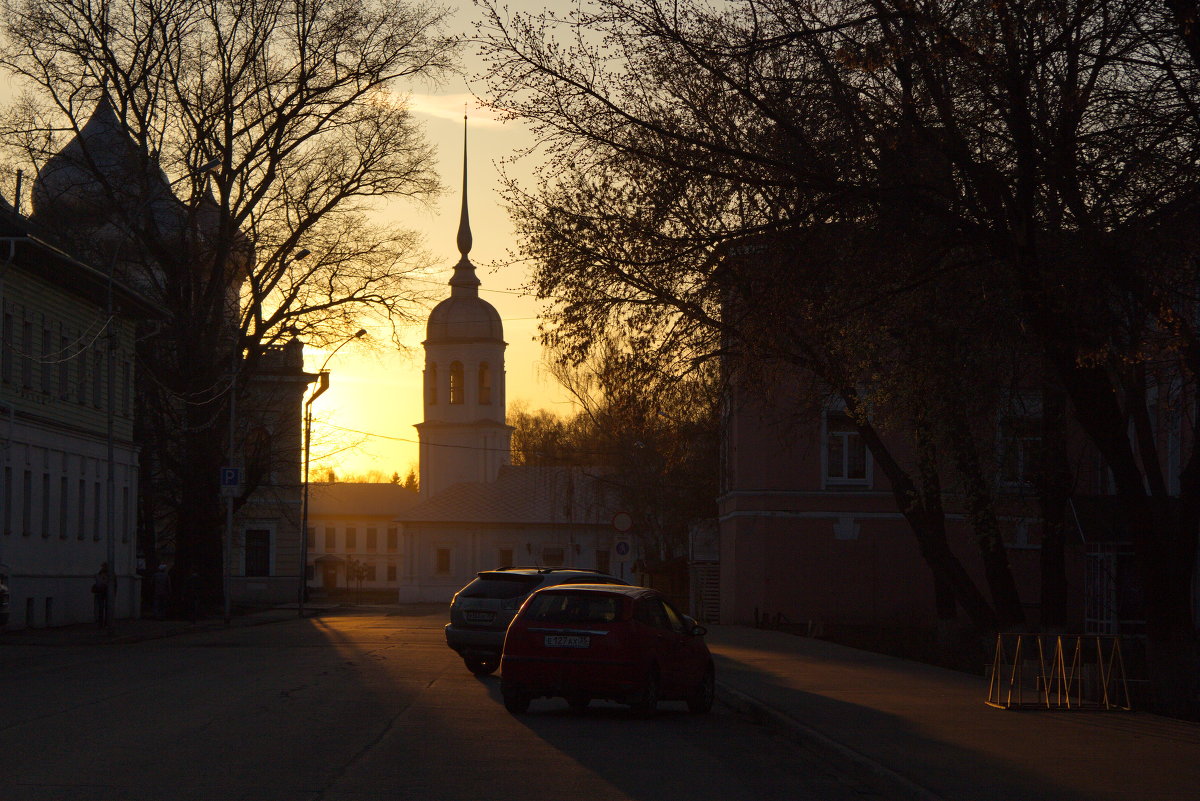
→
(298, 327, 366, 616)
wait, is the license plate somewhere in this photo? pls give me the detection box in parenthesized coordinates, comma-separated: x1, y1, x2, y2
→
(544, 635, 590, 648)
(465, 610, 494, 623)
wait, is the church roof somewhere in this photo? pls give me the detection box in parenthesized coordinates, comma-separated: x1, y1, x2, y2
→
(309, 482, 420, 517)
(396, 465, 621, 526)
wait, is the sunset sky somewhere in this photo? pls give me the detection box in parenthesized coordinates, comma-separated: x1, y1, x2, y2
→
(303, 14, 570, 479)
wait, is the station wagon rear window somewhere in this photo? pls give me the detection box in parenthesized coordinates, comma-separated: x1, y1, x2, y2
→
(526, 592, 621, 624)
(459, 574, 541, 599)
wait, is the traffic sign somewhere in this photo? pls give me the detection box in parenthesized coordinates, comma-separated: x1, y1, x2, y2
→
(220, 467, 241, 497)
(613, 536, 632, 562)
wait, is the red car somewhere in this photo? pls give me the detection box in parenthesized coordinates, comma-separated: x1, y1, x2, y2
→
(499, 584, 715, 715)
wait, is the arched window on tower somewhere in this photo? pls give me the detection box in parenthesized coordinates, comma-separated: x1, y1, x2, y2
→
(426, 363, 438, 405)
(449, 361, 464, 404)
(478, 362, 492, 405)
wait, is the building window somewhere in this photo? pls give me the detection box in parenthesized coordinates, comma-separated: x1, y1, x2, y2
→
(78, 479, 86, 540)
(596, 549, 610, 575)
(366, 527, 377, 551)
(1000, 417, 1041, 486)
(449, 361, 464, 404)
(387, 527, 398, 552)
(41, 473, 50, 537)
(93, 480, 101, 540)
(22, 470, 32, 536)
(435, 547, 451, 574)
(387, 564, 397, 582)
(307, 527, 316, 548)
(346, 527, 357, 552)
(40, 328, 51, 393)
(59, 476, 68, 539)
(825, 411, 868, 485)
(77, 343, 87, 403)
(365, 563, 378, 581)
(498, 547, 513, 568)
(541, 545, 565, 567)
(478, 363, 492, 405)
(325, 527, 336, 551)
(244, 529, 271, 577)
(92, 349, 102, 407)
(2, 466, 11, 534)
(246, 426, 272, 485)
(59, 335, 69, 399)
(1, 311, 12, 383)
(426, 362, 438, 405)
(21, 321, 33, 387)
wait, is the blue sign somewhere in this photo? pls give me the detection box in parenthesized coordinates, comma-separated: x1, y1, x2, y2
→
(615, 540, 631, 557)
(220, 467, 241, 487)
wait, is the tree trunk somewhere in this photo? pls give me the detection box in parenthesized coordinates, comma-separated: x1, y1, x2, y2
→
(1037, 378, 1071, 631)
(945, 415, 1026, 629)
(847, 397, 999, 631)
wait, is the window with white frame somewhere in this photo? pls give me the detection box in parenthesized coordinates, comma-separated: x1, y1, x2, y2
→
(244, 529, 272, 577)
(824, 411, 869, 485)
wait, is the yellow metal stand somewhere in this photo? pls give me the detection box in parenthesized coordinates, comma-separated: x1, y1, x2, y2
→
(986, 633, 1131, 710)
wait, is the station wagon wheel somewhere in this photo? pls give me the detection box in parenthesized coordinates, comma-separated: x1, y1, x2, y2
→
(687, 664, 715, 714)
(630, 666, 660, 716)
(464, 656, 498, 676)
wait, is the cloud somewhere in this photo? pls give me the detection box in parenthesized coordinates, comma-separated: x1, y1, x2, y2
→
(407, 93, 506, 125)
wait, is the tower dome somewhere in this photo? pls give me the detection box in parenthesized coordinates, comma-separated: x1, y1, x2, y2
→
(31, 96, 176, 234)
(29, 97, 253, 287)
(417, 115, 512, 499)
(425, 263, 504, 343)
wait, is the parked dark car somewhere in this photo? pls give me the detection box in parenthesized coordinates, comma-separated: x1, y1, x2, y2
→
(499, 584, 715, 715)
(445, 567, 628, 675)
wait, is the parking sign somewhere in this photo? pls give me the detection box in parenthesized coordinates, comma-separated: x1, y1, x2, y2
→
(220, 467, 241, 497)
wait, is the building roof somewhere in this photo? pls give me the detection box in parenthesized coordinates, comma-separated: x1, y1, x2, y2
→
(308, 482, 420, 517)
(0, 205, 163, 318)
(396, 465, 623, 526)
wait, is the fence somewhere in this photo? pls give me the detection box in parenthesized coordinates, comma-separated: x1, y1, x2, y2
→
(986, 633, 1131, 710)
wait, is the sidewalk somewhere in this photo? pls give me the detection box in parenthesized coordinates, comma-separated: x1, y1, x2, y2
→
(0, 605, 322, 646)
(706, 625, 1200, 801)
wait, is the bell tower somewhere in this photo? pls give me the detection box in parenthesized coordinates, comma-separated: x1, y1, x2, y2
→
(415, 117, 512, 498)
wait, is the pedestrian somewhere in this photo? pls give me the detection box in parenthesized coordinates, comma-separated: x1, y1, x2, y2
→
(92, 562, 113, 627)
(184, 568, 202, 624)
(152, 564, 172, 619)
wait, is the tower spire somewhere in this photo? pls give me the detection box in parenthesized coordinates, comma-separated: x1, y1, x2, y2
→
(456, 112, 472, 258)
(450, 111, 480, 296)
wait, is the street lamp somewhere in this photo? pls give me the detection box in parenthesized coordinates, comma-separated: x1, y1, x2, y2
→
(298, 327, 366, 616)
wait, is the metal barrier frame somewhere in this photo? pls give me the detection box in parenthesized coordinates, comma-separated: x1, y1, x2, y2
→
(986, 633, 1132, 710)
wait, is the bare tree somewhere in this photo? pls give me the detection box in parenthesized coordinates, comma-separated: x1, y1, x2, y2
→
(0, 0, 456, 593)
(478, 0, 1200, 712)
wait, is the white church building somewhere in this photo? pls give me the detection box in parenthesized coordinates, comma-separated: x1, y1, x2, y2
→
(394, 125, 630, 602)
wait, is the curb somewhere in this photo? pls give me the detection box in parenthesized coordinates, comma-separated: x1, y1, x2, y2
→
(717, 681, 945, 801)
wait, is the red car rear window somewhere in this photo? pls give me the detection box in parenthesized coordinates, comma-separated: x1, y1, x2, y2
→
(525, 592, 622, 624)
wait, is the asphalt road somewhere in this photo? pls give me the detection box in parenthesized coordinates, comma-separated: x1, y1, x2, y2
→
(0, 608, 884, 801)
